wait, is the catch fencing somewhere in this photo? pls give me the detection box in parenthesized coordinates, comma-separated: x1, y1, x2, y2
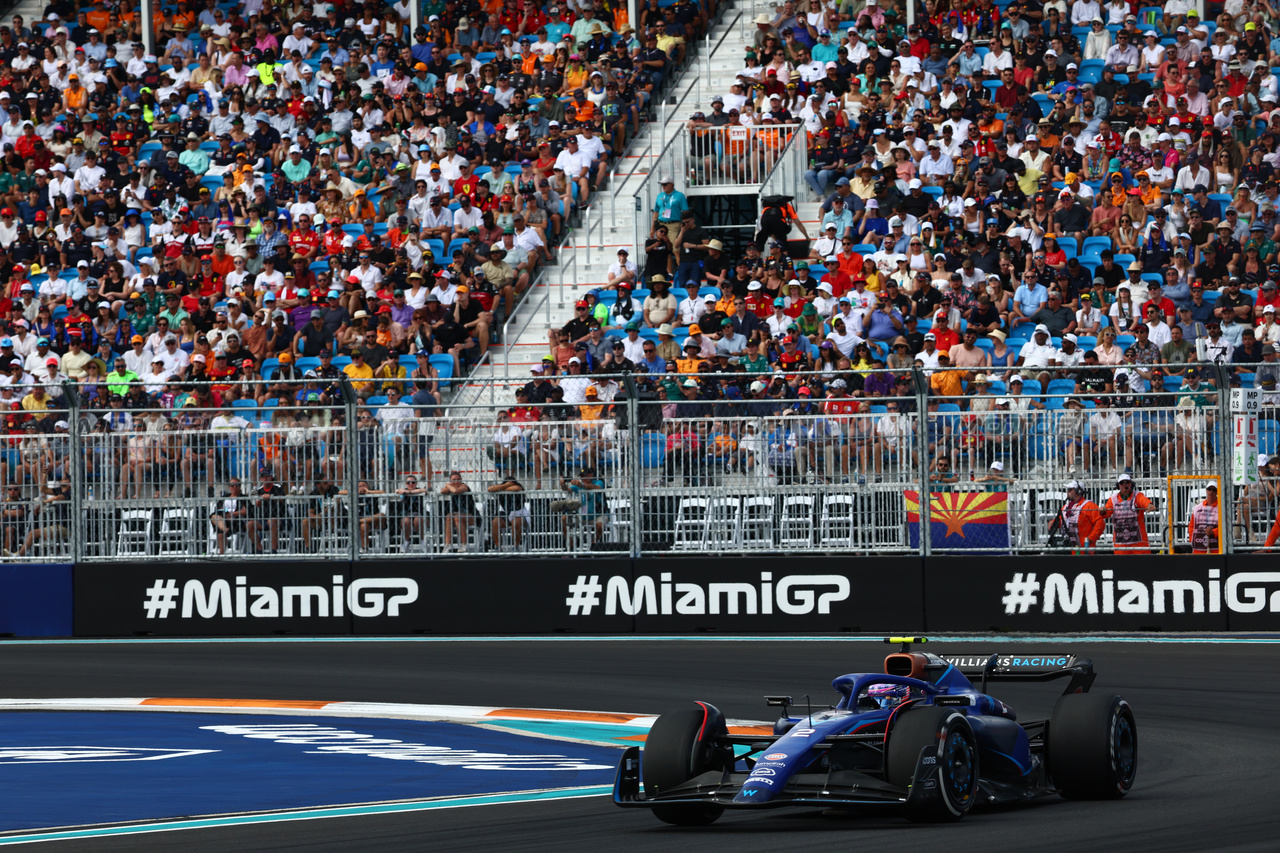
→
(1, 364, 1275, 561)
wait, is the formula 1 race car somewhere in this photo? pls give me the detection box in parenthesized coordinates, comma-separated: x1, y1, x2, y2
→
(614, 638, 1136, 825)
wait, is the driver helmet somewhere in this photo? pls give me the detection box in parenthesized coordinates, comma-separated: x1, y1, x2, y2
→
(864, 683, 911, 709)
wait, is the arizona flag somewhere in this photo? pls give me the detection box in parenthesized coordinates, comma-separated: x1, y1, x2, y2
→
(905, 491, 1010, 552)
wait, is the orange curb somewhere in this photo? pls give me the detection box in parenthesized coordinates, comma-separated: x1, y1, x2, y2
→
(485, 708, 640, 723)
(139, 698, 333, 709)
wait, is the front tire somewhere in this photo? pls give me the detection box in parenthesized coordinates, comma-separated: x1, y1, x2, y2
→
(641, 702, 729, 826)
(1048, 693, 1137, 799)
(886, 706, 979, 822)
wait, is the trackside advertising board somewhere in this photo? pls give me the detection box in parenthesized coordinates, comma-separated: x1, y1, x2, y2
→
(623, 557, 923, 633)
(75, 562, 358, 636)
(55, 556, 1280, 636)
(924, 555, 1233, 632)
(350, 558, 633, 634)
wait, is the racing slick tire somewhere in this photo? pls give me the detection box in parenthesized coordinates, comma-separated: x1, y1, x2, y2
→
(885, 706, 979, 823)
(1048, 692, 1137, 800)
(641, 702, 729, 826)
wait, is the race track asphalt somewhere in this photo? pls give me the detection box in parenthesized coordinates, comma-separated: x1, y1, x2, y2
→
(3, 638, 1279, 852)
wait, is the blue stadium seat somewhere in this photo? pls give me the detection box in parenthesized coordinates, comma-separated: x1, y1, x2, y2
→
(429, 354, 454, 388)
(231, 399, 258, 421)
(641, 432, 666, 467)
(1081, 236, 1111, 255)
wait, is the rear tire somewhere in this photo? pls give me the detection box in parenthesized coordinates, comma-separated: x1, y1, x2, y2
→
(885, 706, 979, 822)
(641, 703, 729, 826)
(1049, 693, 1137, 799)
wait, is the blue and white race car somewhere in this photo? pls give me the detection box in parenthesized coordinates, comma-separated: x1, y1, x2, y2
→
(614, 638, 1136, 825)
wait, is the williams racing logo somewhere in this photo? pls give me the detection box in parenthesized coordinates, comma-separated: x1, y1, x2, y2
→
(1001, 570, 1280, 615)
(143, 576, 418, 620)
(0, 747, 217, 764)
(566, 572, 850, 617)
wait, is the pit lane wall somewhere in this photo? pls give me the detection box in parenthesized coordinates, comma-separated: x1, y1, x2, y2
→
(20, 555, 1275, 637)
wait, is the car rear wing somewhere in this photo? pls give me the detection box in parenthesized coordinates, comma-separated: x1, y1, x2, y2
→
(938, 653, 1096, 695)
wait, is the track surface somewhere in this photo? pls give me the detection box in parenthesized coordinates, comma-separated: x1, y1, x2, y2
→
(3, 639, 1279, 851)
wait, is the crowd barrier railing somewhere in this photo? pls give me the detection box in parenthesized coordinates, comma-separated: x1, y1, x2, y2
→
(1, 363, 1275, 561)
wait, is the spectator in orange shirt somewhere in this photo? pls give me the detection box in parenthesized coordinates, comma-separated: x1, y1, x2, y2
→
(929, 352, 965, 398)
(834, 240, 863, 280)
(208, 242, 235, 278)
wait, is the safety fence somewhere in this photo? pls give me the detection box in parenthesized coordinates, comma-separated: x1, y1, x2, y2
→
(1, 365, 1276, 562)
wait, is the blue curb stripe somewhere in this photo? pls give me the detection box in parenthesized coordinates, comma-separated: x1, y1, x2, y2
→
(0, 786, 613, 846)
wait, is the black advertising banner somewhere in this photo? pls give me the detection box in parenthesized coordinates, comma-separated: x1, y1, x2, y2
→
(629, 557, 924, 633)
(349, 557, 635, 634)
(924, 555, 1232, 632)
(74, 562, 355, 636)
(70, 554, 1280, 637)
(1220, 554, 1280, 631)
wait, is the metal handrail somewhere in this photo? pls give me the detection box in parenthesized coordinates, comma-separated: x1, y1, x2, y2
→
(7, 362, 1272, 561)
(501, 267, 549, 381)
(708, 7, 745, 83)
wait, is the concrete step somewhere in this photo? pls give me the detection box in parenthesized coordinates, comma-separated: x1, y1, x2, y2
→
(476, 6, 750, 402)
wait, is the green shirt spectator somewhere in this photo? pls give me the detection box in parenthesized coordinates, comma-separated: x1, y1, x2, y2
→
(740, 351, 771, 373)
(105, 366, 140, 396)
(158, 306, 188, 328)
(178, 139, 211, 176)
(281, 149, 312, 184)
(14, 170, 36, 194)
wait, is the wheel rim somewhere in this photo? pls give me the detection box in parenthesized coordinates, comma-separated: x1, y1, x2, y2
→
(942, 730, 976, 806)
(1112, 711, 1136, 786)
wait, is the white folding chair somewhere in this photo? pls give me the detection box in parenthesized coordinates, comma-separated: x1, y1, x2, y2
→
(156, 507, 197, 556)
(705, 496, 742, 549)
(673, 497, 709, 550)
(115, 509, 154, 556)
(606, 498, 631, 545)
(780, 495, 815, 547)
(740, 495, 775, 548)
(819, 494, 857, 548)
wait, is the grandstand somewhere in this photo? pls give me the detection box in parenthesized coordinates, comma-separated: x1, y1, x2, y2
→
(2, 0, 1280, 561)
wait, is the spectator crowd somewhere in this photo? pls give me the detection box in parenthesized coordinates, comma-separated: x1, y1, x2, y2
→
(0, 0, 713, 501)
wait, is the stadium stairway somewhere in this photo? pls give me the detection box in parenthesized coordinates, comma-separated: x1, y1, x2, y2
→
(456, 8, 753, 410)
(7, 0, 42, 27)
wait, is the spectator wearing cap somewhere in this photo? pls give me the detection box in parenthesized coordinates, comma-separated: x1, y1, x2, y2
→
(652, 175, 688, 248)
(672, 283, 708, 326)
(1016, 324, 1060, 373)
(1256, 304, 1280, 346)
(1253, 280, 1280, 320)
